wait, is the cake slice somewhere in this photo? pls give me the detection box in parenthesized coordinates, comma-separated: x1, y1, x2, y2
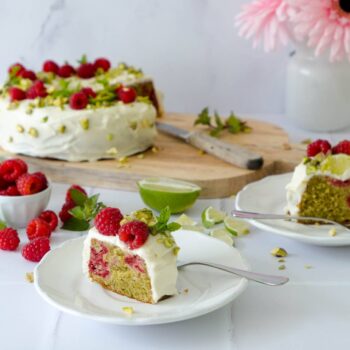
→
(83, 208, 180, 304)
(286, 139, 350, 225)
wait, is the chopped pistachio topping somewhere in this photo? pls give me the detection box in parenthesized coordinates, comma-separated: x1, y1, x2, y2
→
(137, 153, 145, 159)
(106, 133, 114, 141)
(151, 146, 159, 153)
(7, 102, 19, 110)
(41, 116, 49, 123)
(16, 124, 25, 133)
(136, 96, 152, 104)
(8, 136, 13, 143)
(328, 228, 337, 237)
(58, 124, 66, 134)
(122, 306, 134, 315)
(106, 147, 118, 155)
(278, 258, 285, 263)
(25, 272, 34, 283)
(304, 264, 313, 269)
(129, 121, 138, 130)
(173, 246, 180, 256)
(25, 107, 33, 115)
(80, 118, 89, 130)
(28, 127, 39, 138)
(278, 265, 286, 270)
(118, 156, 128, 164)
(271, 247, 288, 258)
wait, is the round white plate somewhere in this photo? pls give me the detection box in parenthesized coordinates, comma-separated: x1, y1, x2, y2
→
(34, 229, 248, 325)
(236, 173, 350, 246)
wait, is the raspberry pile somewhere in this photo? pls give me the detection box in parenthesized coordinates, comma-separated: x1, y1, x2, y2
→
(94, 207, 149, 250)
(59, 184, 87, 223)
(7, 57, 139, 109)
(0, 158, 48, 196)
(307, 139, 350, 157)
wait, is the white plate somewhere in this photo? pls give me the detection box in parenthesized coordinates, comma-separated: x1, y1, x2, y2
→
(236, 173, 350, 246)
(34, 230, 249, 325)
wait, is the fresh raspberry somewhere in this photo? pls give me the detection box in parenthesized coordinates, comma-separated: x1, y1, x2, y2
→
(39, 210, 58, 231)
(0, 228, 20, 251)
(81, 87, 97, 99)
(59, 201, 75, 223)
(65, 184, 87, 205)
(95, 207, 123, 236)
(118, 220, 149, 249)
(43, 60, 59, 74)
(332, 140, 350, 155)
(69, 92, 88, 110)
(8, 63, 25, 77)
(32, 172, 48, 189)
(58, 64, 75, 78)
(0, 176, 9, 190)
(26, 218, 52, 240)
(8, 87, 26, 102)
(27, 80, 48, 99)
(0, 185, 20, 196)
(306, 139, 331, 157)
(94, 58, 111, 72)
(19, 70, 37, 81)
(77, 63, 96, 79)
(22, 237, 50, 262)
(0, 159, 28, 182)
(16, 173, 46, 195)
(117, 86, 137, 104)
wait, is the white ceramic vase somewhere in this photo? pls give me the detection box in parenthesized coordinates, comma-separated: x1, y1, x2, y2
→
(286, 45, 350, 132)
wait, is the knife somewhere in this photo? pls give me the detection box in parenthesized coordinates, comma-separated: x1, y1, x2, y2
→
(156, 122, 264, 170)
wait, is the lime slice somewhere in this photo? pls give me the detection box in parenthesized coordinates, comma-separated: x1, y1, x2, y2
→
(320, 154, 350, 175)
(138, 177, 201, 214)
(176, 214, 197, 226)
(210, 228, 234, 246)
(224, 217, 250, 236)
(201, 206, 225, 228)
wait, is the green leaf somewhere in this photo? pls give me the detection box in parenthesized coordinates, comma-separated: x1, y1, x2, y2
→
(209, 127, 222, 137)
(158, 206, 171, 225)
(0, 220, 7, 230)
(167, 222, 181, 232)
(70, 188, 88, 206)
(226, 112, 243, 134)
(194, 107, 211, 126)
(62, 217, 90, 231)
(214, 111, 224, 128)
(78, 54, 88, 65)
(69, 206, 86, 220)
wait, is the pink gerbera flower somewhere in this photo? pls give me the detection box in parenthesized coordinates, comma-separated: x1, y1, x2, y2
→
(292, 0, 350, 62)
(236, 0, 294, 52)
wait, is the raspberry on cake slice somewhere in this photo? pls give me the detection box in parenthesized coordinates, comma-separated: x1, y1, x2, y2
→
(286, 139, 350, 225)
(82, 207, 180, 304)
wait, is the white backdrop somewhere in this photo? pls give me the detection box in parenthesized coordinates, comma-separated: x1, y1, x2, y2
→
(0, 0, 290, 115)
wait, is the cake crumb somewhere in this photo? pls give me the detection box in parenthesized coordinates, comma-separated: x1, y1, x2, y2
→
(282, 143, 292, 150)
(151, 146, 159, 153)
(198, 150, 206, 156)
(328, 228, 337, 237)
(25, 272, 34, 283)
(183, 288, 189, 294)
(122, 306, 134, 315)
(304, 264, 313, 269)
(278, 265, 286, 270)
(137, 153, 145, 159)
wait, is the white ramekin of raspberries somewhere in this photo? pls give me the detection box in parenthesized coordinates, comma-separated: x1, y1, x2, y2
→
(0, 158, 51, 228)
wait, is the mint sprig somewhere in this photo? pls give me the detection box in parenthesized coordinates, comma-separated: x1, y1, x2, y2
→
(62, 189, 106, 231)
(151, 207, 181, 235)
(194, 107, 251, 137)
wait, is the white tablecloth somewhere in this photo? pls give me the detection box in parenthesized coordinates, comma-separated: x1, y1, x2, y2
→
(1, 116, 350, 350)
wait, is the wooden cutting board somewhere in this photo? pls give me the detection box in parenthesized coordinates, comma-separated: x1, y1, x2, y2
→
(0, 113, 305, 198)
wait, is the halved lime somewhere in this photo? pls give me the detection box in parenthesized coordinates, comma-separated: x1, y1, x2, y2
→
(210, 228, 234, 246)
(138, 177, 201, 214)
(224, 217, 250, 236)
(201, 206, 225, 228)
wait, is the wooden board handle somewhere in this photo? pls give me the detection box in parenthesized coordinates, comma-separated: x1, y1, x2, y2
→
(188, 132, 263, 170)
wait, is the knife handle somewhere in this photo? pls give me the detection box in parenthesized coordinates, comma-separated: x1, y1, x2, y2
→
(187, 132, 263, 170)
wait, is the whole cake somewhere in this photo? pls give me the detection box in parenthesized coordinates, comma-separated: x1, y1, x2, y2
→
(0, 57, 161, 161)
(286, 139, 350, 225)
(83, 207, 179, 304)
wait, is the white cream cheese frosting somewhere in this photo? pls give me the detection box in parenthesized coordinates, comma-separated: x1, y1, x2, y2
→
(82, 227, 178, 303)
(286, 155, 350, 216)
(0, 98, 157, 161)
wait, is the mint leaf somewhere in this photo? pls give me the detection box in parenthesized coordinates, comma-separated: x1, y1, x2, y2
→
(62, 217, 90, 231)
(167, 222, 181, 232)
(69, 207, 85, 220)
(70, 189, 88, 206)
(0, 220, 7, 230)
(158, 206, 171, 225)
(194, 107, 211, 126)
(226, 112, 242, 134)
(78, 54, 88, 65)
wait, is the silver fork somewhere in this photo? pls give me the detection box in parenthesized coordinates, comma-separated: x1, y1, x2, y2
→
(178, 261, 289, 286)
(232, 209, 350, 232)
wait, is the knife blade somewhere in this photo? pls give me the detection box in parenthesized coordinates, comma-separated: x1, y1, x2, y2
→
(156, 122, 263, 170)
